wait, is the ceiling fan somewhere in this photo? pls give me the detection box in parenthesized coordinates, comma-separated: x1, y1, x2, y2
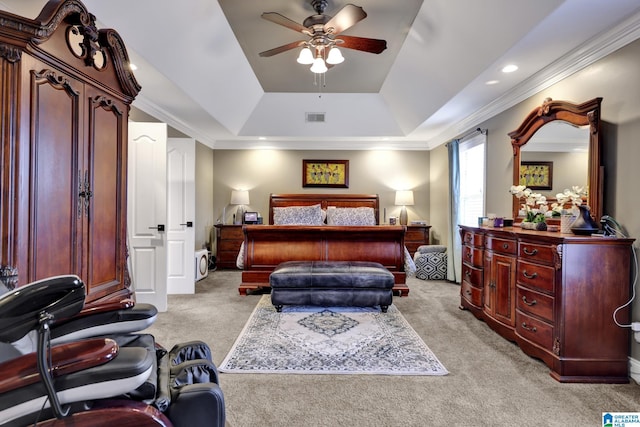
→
(259, 0, 387, 73)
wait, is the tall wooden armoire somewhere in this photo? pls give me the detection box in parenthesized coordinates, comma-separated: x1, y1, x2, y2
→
(0, 0, 141, 303)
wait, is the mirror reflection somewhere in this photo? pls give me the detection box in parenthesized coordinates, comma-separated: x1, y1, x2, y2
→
(509, 97, 603, 222)
(519, 121, 590, 201)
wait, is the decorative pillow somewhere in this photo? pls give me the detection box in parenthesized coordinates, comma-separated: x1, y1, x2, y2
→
(404, 246, 417, 276)
(273, 204, 323, 225)
(236, 241, 244, 269)
(326, 207, 376, 226)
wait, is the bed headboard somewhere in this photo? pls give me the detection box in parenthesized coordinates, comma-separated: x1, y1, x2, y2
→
(268, 194, 380, 225)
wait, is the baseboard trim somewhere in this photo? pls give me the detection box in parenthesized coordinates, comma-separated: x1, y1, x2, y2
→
(629, 357, 640, 385)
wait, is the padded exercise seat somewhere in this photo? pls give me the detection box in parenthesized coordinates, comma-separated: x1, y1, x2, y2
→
(269, 260, 394, 312)
(413, 245, 448, 280)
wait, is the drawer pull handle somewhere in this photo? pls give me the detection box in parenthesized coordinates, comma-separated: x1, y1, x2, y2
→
(522, 270, 538, 279)
(523, 247, 538, 256)
(502, 243, 509, 249)
(465, 290, 472, 296)
(465, 270, 471, 277)
(467, 252, 472, 258)
(522, 296, 537, 306)
(521, 323, 537, 332)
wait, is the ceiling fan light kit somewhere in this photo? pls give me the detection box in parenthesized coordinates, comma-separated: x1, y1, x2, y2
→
(296, 47, 314, 64)
(260, 1, 387, 79)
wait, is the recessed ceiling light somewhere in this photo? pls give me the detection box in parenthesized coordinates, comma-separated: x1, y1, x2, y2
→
(258, 136, 266, 140)
(129, 63, 138, 71)
(501, 64, 518, 73)
(485, 80, 500, 85)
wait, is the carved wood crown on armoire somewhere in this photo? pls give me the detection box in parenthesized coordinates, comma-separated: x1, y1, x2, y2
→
(0, 0, 141, 304)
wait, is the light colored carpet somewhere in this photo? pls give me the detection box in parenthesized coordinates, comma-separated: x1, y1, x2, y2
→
(145, 270, 640, 427)
(219, 295, 447, 375)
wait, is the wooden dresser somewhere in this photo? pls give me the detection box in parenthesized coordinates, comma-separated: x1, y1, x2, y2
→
(215, 225, 244, 269)
(404, 224, 432, 254)
(459, 225, 634, 383)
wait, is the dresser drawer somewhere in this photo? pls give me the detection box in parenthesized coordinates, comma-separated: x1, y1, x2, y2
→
(516, 310, 554, 351)
(485, 236, 517, 255)
(517, 260, 555, 293)
(462, 263, 483, 287)
(462, 245, 483, 268)
(516, 285, 554, 322)
(461, 280, 483, 308)
(462, 231, 484, 247)
(518, 241, 556, 265)
(220, 226, 244, 240)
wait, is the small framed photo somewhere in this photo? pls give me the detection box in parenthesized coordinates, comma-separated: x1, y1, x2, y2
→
(302, 159, 349, 188)
(243, 211, 259, 224)
(519, 161, 553, 190)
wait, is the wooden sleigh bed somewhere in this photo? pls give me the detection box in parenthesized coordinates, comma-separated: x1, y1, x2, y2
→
(238, 194, 409, 296)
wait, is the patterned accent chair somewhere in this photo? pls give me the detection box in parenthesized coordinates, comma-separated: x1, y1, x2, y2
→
(413, 245, 447, 280)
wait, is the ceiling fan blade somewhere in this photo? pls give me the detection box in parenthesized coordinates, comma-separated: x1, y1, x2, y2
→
(323, 4, 367, 35)
(259, 40, 306, 57)
(336, 35, 387, 54)
(261, 12, 310, 34)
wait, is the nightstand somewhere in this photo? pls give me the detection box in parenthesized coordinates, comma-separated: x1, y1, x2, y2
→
(214, 224, 244, 269)
(404, 224, 431, 254)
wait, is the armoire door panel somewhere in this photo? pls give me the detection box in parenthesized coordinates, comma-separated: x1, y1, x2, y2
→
(31, 68, 81, 281)
(84, 90, 127, 300)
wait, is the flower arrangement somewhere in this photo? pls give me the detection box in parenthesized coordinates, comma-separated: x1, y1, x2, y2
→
(509, 185, 549, 223)
(550, 186, 587, 216)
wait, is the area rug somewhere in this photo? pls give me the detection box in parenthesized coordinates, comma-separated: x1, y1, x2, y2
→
(219, 296, 448, 375)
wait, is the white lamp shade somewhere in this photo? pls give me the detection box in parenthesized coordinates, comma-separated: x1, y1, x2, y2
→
(326, 47, 344, 65)
(310, 57, 328, 74)
(296, 47, 314, 65)
(395, 190, 414, 206)
(230, 190, 250, 205)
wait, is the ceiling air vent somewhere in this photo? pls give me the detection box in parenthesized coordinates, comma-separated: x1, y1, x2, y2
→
(306, 112, 325, 123)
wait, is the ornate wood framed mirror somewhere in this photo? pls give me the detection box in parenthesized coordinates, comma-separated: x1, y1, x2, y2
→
(508, 97, 603, 223)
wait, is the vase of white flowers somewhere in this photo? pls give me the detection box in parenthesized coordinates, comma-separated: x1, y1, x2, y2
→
(509, 185, 549, 230)
(550, 186, 597, 235)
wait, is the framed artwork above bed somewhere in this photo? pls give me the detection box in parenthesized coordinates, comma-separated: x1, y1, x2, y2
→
(302, 159, 349, 188)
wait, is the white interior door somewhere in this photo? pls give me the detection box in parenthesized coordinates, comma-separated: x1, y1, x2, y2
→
(128, 122, 168, 312)
(167, 138, 196, 294)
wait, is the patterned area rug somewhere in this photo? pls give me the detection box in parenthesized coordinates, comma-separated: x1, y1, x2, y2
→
(219, 296, 448, 375)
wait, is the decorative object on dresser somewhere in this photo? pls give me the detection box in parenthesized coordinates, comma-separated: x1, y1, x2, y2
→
(459, 225, 635, 383)
(215, 224, 245, 269)
(569, 205, 600, 235)
(395, 190, 414, 226)
(0, 0, 140, 304)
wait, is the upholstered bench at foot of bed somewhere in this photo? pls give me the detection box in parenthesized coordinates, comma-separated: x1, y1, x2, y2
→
(269, 261, 395, 312)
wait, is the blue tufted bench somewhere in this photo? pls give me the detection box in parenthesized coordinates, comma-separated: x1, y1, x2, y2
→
(269, 261, 395, 312)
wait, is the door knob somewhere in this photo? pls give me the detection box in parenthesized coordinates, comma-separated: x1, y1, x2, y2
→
(180, 221, 193, 227)
(149, 224, 165, 232)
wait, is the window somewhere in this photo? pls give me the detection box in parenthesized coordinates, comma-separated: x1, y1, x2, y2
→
(458, 134, 485, 226)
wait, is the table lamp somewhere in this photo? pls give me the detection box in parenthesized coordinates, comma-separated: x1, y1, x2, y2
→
(230, 190, 250, 224)
(395, 190, 414, 226)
